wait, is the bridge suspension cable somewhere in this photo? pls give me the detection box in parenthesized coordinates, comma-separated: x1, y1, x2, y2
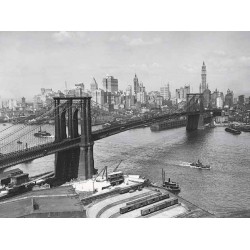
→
(0, 100, 78, 154)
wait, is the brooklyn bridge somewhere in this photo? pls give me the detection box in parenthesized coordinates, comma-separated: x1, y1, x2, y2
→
(0, 94, 221, 183)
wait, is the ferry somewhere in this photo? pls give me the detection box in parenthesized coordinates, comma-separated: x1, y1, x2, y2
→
(34, 127, 52, 138)
(190, 160, 211, 170)
(161, 169, 181, 194)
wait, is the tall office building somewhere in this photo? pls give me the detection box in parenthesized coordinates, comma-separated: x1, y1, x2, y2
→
(238, 95, 245, 105)
(175, 84, 190, 103)
(199, 62, 208, 93)
(92, 89, 105, 107)
(133, 74, 139, 94)
(102, 75, 118, 93)
(160, 84, 171, 100)
(126, 85, 132, 96)
(75, 83, 85, 97)
(136, 82, 146, 104)
(90, 77, 98, 92)
(216, 93, 224, 109)
(211, 89, 219, 108)
(224, 89, 234, 107)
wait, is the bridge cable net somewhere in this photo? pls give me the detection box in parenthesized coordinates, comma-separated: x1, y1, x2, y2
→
(0, 102, 57, 138)
(0, 99, 109, 157)
(0, 101, 76, 155)
(0, 102, 58, 142)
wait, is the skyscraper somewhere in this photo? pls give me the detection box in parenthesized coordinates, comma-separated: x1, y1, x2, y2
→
(126, 85, 132, 96)
(133, 74, 139, 94)
(160, 83, 171, 100)
(90, 77, 98, 92)
(200, 62, 208, 93)
(102, 75, 118, 93)
(175, 84, 190, 103)
(238, 95, 245, 105)
(224, 89, 234, 108)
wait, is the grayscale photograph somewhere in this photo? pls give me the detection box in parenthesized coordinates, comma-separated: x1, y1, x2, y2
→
(0, 31, 249, 218)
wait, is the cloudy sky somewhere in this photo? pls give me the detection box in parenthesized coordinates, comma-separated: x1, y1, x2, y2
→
(0, 31, 250, 100)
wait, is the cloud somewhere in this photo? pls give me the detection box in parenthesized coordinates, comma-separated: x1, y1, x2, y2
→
(152, 62, 161, 68)
(52, 31, 72, 42)
(129, 62, 162, 70)
(213, 50, 227, 56)
(181, 64, 197, 73)
(128, 37, 162, 46)
(239, 56, 250, 64)
(52, 31, 88, 43)
(109, 35, 162, 46)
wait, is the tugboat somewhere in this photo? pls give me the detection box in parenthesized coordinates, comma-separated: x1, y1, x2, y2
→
(34, 127, 51, 138)
(161, 169, 181, 194)
(190, 160, 211, 170)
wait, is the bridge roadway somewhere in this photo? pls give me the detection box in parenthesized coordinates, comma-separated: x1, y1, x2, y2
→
(0, 109, 220, 170)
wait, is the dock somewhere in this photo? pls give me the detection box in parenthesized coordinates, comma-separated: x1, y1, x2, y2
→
(0, 174, 214, 218)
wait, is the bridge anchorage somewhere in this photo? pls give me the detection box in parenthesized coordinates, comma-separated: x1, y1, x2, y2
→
(54, 97, 97, 183)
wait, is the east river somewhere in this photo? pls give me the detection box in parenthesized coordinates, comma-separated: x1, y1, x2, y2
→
(1, 123, 250, 217)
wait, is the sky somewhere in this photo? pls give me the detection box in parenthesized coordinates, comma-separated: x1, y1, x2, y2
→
(0, 31, 250, 101)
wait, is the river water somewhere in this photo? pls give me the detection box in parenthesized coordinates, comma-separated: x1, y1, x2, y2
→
(1, 123, 250, 216)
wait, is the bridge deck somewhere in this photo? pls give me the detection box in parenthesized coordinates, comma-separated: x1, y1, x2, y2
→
(0, 109, 221, 169)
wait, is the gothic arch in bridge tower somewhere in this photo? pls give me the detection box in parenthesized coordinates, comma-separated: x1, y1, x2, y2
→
(60, 108, 67, 140)
(72, 108, 79, 138)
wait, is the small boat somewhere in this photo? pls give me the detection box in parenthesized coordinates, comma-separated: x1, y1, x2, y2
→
(161, 169, 181, 194)
(34, 127, 51, 138)
(225, 127, 241, 135)
(190, 160, 211, 170)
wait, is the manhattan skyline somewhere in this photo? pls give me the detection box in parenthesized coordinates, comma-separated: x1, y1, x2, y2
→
(1, 31, 250, 100)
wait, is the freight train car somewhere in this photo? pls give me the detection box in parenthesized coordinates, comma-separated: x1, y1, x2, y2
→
(141, 197, 178, 216)
(120, 193, 170, 214)
(126, 192, 163, 206)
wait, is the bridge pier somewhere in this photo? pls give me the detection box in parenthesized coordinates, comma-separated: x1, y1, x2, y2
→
(78, 97, 95, 180)
(54, 97, 95, 182)
(186, 93, 205, 131)
(186, 114, 200, 131)
(197, 114, 204, 129)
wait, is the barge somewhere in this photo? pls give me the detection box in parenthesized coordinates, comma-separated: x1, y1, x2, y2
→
(150, 118, 186, 132)
(225, 127, 241, 135)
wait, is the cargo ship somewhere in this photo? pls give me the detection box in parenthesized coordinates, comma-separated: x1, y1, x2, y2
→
(225, 127, 241, 135)
(150, 119, 186, 132)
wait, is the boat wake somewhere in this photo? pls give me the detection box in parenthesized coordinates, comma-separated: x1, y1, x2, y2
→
(177, 161, 211, 170)
(178, 161, 192, 167)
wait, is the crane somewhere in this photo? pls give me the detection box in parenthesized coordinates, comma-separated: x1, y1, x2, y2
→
(112, 160, 122, 172)
(94, 165, 108, 181)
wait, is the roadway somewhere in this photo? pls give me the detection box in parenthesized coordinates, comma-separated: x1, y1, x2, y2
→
(0, 109, 220, 169)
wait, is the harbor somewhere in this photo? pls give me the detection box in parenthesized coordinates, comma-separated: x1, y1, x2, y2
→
(0, 125, 250, 217)
(0, 171, 213, 218)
